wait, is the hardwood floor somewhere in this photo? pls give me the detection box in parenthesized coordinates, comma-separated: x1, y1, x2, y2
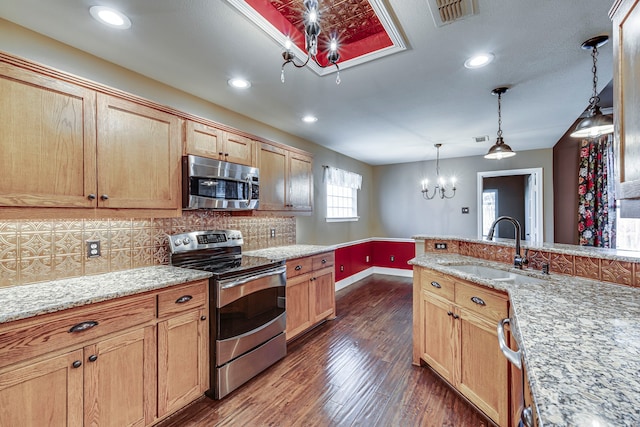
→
(157, 274, 493, 427)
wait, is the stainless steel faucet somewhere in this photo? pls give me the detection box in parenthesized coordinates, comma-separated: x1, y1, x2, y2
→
(487, 216, 528, 269)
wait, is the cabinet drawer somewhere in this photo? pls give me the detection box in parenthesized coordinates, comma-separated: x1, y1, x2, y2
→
(312, 252, 334, 270)
(454, 281, 508, 323)
(420, 270, 455, 301)
(157, 280, 208, 318)
(0, 293, 156, 369)
(287, 257, 313, 278)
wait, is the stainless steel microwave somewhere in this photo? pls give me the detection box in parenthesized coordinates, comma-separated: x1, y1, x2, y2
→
(182, 155, 259, 210)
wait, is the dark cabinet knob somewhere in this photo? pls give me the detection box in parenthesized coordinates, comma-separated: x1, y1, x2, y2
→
(72, 360, 82, 368)
(88, 194, 96, 200)
(447, 311, 453, 316)
(200, 316, 207, 321)
(100, 194, 109, 201)
(88, 354, 98, 362)
(452, 314, 460, 320)
(294, 265, 302, 271)
(224, 153, 229, 157)
(218, 152, 224, 156)
(321, 259, 327, 264)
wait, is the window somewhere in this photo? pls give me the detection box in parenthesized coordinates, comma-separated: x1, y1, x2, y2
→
(482, 189, 498, 237)
(324, 166, 361, 222)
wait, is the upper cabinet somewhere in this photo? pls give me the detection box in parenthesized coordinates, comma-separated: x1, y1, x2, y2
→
(0, 61, 97, 209)
(258, 142, 313, 213)
(184, 121, 255, 167)
(611, 0, 640, 202)
(0, 55, 182, 217)
(96, 94, 181, 210)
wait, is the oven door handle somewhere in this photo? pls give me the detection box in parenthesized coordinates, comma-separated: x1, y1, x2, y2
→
(219, 265, 287, 290)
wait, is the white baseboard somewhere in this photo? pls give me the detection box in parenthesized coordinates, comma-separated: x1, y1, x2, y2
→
(335, 267, 413, 291)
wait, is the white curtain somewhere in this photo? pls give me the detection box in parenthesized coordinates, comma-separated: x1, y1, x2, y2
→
(323, 166, 362, 190)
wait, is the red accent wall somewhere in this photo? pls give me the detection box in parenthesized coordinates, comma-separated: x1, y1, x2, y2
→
(334, 240, 414, 282)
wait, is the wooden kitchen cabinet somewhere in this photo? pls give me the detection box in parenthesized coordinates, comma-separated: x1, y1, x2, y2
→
(96, 93, 181, 210)
(611, 0, 640, 203)
(184, 121, 255, 166)
(0, 55, 182, 217)
(157, 281, 209, 418)
(0, 279, 209, 427)
(415, 267, 510, 427)
(285, 252, 335, 340)
(0, 349, 84, 427)
(258, 141, 313, 213)
(0, 59, 97, 209)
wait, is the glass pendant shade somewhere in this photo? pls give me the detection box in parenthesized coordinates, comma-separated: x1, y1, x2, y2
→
(484, 137, 516, 159)
(570, 106, 614, 138)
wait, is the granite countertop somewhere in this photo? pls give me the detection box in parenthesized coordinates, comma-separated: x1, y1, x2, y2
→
(412, 234, 640, 262)
(244, 244, 335, 261)
(410, 253, 640, 427)
(0, 266, 212, 324)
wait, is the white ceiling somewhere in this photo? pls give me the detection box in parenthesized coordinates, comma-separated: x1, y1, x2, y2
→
(0, 0, 615, 165)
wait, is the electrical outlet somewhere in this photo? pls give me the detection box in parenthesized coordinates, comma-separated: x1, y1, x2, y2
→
(270, 228, 276, 238)
(390, 255, 395, 262)
(86, 240, 101, 258)
(434, 242, 448, 250)
(365, 255, 370, 263)
(340, 265, 344, 272)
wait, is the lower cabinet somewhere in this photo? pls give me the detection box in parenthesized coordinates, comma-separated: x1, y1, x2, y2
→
(0, 279, 209, 427)
(285, 252, 335, 340)
(416, 267, 510, 427)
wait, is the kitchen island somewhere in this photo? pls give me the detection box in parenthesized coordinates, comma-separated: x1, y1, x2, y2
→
(410, 250, 640, 427)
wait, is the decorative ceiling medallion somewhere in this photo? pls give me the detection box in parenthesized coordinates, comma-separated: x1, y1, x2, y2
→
(226, 0, 406, 76)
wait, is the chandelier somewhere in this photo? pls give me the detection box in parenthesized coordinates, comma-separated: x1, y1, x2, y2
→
(421, 144, 457, 200)
(281, 0, 341, 85)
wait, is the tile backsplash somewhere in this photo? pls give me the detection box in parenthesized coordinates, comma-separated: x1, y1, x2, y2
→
(0, 211, 295, 288)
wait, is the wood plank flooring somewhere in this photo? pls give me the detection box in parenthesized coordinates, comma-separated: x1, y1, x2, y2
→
(157, 274, 493, 427)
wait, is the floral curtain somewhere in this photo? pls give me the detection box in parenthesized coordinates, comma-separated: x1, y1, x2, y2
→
(577, 134, 616, 247)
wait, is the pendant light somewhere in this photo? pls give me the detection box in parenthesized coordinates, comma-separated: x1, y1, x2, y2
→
(485, 87, 516, 160)
(570, 35, 613, 139)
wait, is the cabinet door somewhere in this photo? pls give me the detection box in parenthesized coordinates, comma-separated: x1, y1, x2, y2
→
(288, 152, 313, 212)
(0, 62, 97, 208)
(184, 121, 223, 159)
(420, 291, 457, 383)
(0, 349, 83, 427)
(84, 326, 156, 427)
(285, 274, 312, 340)
(311, 267, 335, 323)
(157, 308, 208, 417)
(458, 309, 509, 427)
(96, 94, 181, 210)
(222, 131, 255, 166)
(258, 142, 287, 210)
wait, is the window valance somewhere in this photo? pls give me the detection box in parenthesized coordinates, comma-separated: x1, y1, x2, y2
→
(323, 166, 362, 190)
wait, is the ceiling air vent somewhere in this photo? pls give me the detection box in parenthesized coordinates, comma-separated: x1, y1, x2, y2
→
(426, 0, 476, 27)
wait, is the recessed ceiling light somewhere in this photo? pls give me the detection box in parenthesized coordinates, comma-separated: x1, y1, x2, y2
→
(302, 115, 318, 123)
(464, 53, 494, 69)
(228, 78, 251, 89)
(89, 6, 131, 29)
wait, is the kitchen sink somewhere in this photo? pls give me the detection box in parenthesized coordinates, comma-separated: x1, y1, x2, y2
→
(446, 264, 547, 285)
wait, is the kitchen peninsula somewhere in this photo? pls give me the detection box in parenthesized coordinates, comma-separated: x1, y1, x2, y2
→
(411, 235, 640, 427)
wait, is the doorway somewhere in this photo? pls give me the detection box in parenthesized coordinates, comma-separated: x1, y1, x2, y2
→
(477, 168, 543, 242)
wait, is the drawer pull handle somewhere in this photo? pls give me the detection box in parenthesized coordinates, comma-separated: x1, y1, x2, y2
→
(87, 194, 96, 200)
(175, 295, 193, 304)
(100, 194, 109, 201)
(452, 313, 460, 319)
(321, 259, 327, 264)
(72, 360, 82, 369)
(430, 281, 441, 289)
(471, 296, 486, 306)
(295, 265, 302, 271)
(447, 311, 453, 316)
(69, 321, 99, 333)
(88, 354, 98, 362)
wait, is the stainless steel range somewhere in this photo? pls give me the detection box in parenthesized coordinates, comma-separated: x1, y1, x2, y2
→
(168, 230, 286, 399)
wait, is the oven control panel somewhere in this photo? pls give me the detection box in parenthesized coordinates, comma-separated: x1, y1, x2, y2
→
(168, 230, 243, 253)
